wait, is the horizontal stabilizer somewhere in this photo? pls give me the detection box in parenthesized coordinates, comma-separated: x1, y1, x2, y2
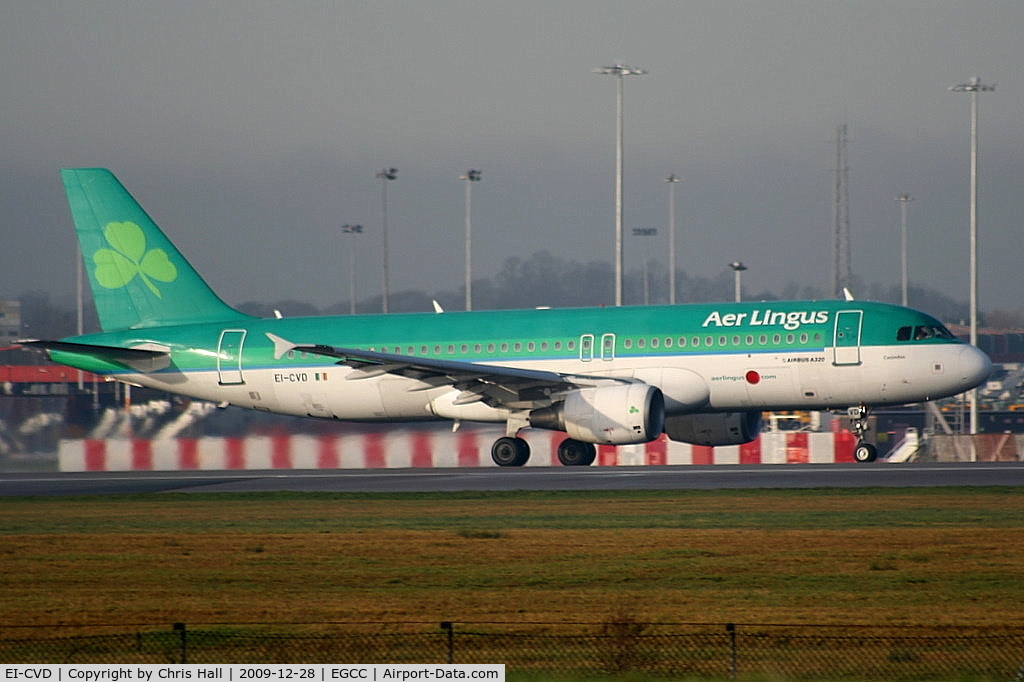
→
(266, 332, 297, 360)
(17, 339, 171, 373)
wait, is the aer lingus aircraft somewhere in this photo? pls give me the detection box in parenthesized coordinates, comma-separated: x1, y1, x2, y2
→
(21, 169, 992, 465)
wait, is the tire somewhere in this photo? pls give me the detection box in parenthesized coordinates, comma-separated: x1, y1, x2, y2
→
(491, 436, 530, 467)
(557, 438, 597, 466)
(853, 442, 878, 463)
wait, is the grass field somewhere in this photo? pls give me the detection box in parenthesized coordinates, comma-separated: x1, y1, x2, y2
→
(3, 487, 1024, 631)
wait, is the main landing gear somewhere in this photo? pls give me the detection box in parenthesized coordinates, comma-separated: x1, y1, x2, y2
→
(490, 436, 598, 467)
(556, 439, 597, 466)
(491, 436, 530, 467)
(849, 404, 878, 463)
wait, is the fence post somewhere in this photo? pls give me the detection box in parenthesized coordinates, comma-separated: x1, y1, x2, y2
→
(173, 622, 187, 664)
(726, 623, 736, 680)
(440, 622, 454, 664)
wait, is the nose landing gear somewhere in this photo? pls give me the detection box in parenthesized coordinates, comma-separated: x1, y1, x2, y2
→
(849, 405, 878, 463)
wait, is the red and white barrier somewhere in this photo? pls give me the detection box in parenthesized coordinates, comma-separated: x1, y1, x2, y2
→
(59, 429, 857, 471)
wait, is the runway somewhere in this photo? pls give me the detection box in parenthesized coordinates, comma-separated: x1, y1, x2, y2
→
(3, 461, 1024, 497)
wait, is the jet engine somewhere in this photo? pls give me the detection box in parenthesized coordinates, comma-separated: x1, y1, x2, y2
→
(529, 384, 665, 445)
(664, 411, 762, 446)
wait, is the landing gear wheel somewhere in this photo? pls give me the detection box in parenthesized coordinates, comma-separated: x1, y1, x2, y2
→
(491, 436, 530, 467)
(853, 442, 878, 463)
(557, 439, 597, 466)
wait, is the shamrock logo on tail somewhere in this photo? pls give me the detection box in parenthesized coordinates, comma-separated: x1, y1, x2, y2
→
(93, 222, 178, 298)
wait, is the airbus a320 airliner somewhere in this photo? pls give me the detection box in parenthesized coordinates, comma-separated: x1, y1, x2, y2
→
(21, 169, 992, 466)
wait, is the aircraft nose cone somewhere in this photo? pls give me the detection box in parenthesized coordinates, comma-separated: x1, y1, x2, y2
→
(959, 345, 993, 390)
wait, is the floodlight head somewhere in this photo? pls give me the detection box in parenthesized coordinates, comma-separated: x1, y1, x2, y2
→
(594, 64, 648, 77)
(729, 261, 748, 272)
(664, 173, 682, 184)
(950, 77, 996, 93)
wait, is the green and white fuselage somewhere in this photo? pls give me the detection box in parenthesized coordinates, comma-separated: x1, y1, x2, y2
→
(53, 301, 987, 419)
(25, 169, 992, 466)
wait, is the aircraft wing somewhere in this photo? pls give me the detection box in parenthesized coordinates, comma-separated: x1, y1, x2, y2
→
(266, 333, 621, 409)
(17, 340, 171, 373)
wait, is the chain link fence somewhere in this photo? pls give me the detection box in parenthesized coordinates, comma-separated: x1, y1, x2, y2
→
(3, 621, 1024, 680)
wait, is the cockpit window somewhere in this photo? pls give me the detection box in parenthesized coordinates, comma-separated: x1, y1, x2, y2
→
(916, 325, 955, 340)
(898, 325, 956, 342)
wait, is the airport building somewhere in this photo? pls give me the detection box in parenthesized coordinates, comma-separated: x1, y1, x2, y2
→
(0, 298, 20, 348)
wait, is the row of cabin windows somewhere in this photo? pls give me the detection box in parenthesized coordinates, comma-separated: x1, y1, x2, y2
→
(624, 332, 824, 349)
(291, 327, 952, 360)
(375, 336, 825, 357)
(290, 331, 826, 360)
(370, 340, 578, 356)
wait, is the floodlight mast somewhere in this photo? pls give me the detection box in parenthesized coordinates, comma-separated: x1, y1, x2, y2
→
(632, 227, 658, 305)
(460, 170, 482, 311)
(594, 64, 647, 306)
(375, 168, 398, 313)
(729, 261, 748, 303)
(895, 194, 913, 308)
(949, 76, 994, 437)
(664, 174, 682, 304)
(341, 224, 363, 315)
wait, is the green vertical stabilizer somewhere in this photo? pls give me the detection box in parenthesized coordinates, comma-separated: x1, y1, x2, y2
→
(61, 168, 253, 331)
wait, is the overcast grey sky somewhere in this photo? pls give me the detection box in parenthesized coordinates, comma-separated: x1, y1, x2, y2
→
(1, 1, 1021, 315)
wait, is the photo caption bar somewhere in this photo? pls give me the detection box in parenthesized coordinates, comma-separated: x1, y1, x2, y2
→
(1, 665, 504, 682)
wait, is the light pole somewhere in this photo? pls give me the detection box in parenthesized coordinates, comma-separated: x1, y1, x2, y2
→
(460, 169, 482, 311)
(375, 167, 397, 313)
(950, 76, 995, 436)
(895, 194, 913, 307)
(594, 63, 647, 306)
(632, 227, 658, 305)
(664, 174, 682, 304)
(341, 224, 362, 315)
(75, 241, 84, 389)
(729, 261, 747, 303)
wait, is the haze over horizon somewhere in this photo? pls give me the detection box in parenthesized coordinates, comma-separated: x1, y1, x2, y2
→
(2, 1, 1022, 314)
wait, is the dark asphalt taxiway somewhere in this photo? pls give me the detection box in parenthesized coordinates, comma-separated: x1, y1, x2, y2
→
(2, 462, 1024, 496)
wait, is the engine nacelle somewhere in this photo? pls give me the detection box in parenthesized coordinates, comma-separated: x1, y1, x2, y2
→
(529, 384, 665, 445)
(664, 411, 762, 446)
